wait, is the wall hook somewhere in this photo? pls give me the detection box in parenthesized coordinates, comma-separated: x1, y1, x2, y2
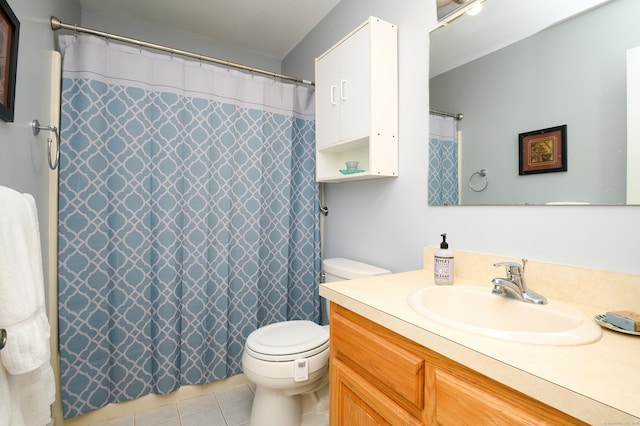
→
(32, 119, 60, 170)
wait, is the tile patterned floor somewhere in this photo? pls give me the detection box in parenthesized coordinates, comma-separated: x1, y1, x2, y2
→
(90, 383, 329, 426)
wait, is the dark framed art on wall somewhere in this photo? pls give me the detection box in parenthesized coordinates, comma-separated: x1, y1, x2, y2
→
(519, 125, 567, 175)
(0, 0, 19, 122)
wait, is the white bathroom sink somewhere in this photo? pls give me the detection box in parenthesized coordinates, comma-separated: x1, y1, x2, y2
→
(407, 286, 602, 345)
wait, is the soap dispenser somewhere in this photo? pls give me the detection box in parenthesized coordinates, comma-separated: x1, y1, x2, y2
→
(434, 233, 454, 285)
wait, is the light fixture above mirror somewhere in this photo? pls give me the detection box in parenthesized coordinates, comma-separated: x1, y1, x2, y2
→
(464, 2, 484, 16)
(436, 0, 483, 22)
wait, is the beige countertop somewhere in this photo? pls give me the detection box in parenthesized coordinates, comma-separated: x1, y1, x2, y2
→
(320, 266, 640, 424)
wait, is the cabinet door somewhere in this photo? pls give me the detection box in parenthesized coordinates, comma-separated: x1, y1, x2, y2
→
(315, 46, 341, 149)
(331, 308, 426, 414)
(430, 363, 588, 426)
(339, 23, 370, 144)
(331, 358, 423, 426)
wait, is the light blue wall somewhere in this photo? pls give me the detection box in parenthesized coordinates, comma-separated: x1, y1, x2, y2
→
(0, 0, 80, 292)
(284, 0, 433, 273)
(283, 0, 640, 275)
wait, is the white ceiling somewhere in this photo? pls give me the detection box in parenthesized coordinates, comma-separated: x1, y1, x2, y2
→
(75, 0, 612, 72)
(78, 0, 342, 60)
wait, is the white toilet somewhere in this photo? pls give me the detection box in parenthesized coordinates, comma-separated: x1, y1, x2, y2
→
(242, 257, 391, 426)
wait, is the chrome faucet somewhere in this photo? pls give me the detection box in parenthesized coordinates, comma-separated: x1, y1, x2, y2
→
(491, 259, 547, 304)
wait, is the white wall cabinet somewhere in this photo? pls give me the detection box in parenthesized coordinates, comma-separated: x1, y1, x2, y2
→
(315, 17, 398, 182)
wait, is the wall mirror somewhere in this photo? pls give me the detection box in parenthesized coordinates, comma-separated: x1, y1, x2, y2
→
(429, 0, 640, 206)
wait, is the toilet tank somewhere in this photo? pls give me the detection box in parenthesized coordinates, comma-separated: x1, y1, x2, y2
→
(321, 258, 391, 324)
(323, 257, 391, 282)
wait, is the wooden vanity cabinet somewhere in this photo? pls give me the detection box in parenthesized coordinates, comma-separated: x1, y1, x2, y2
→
(329, 304, 587, 425)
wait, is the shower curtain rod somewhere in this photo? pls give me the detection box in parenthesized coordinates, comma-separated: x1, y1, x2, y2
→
(430, 108, 463, 121)
(50, 16, 314, 86)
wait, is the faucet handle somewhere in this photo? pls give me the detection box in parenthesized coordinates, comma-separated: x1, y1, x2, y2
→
(493, 259, 527, 276)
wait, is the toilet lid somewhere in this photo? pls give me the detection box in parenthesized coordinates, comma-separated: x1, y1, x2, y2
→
(245, 320, 329, 361)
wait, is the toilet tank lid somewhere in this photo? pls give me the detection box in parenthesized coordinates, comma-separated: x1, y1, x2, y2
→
(322, 257, 391, 279)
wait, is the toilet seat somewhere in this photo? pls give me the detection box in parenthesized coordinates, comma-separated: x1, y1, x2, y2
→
(245, 320, 329, 362)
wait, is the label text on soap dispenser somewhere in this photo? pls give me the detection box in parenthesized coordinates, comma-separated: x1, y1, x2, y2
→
(434, 257, 454, 283)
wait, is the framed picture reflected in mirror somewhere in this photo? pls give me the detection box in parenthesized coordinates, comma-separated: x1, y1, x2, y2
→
(519, 125, 567, 175)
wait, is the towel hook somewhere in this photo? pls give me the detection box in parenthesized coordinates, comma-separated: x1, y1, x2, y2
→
(31, 119, 60, 170)
(469, 169, 488, 192)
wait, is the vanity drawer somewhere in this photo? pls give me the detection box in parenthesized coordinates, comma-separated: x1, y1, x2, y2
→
(431, 359, 588, 425)
(331, 305, 426, 414)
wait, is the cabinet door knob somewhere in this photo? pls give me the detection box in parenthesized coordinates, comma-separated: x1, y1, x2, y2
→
(340, 79, 347, 101)
(330, 85, 337, 105)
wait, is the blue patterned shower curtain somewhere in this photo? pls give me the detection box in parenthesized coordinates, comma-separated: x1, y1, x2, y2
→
(428, 114, 459, 206)
(57, 35, 319, 418)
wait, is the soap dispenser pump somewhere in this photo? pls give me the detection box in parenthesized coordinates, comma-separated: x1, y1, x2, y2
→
(434, 233, 454, 285)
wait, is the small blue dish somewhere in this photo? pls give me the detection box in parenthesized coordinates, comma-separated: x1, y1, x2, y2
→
(339, 169, 365, 175)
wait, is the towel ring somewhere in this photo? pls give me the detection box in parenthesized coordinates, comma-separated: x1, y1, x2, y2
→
(0, 328, 6, 351)
(32, 119, 60, 170)
(469, 169, 488, 192)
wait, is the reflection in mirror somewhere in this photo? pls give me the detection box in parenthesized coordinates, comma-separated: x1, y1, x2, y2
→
(435, 0, 481, 22)
(429, 0, 640, 206)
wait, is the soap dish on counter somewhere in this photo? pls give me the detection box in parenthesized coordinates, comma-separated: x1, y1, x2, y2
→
(339, 169, 365, 175)
(594, 314, 640, 336)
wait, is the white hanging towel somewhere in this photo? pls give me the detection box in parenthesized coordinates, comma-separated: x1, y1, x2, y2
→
(0, 364, 10, 426)
(0, 186, 55, 426)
